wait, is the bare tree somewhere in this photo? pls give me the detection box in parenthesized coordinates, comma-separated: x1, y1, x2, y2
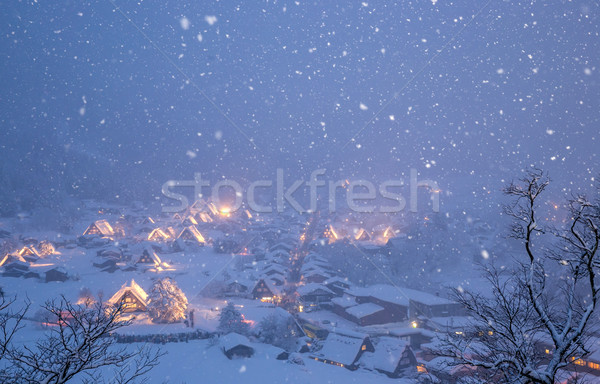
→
(3, 296, 162, 384)
(0, 292, 29, 364)
(440, 169, 600, 383)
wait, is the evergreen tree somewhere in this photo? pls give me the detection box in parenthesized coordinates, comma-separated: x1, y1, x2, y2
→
(217, 302, 248, 335)
(147, 278, 188, 323)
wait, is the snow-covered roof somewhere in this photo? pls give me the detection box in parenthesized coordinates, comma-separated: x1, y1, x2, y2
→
(177, 225, 205, 243)
(313, 333, 367, 366)
(361, 337, 411, 373)
(85, 220, 115, 236)
(220, 332, 252, 351)
(107, 279, 148, 307)
(331, 295, 357, 309)
(346, 303, 385, 319)
(348, 284, 455, 306)
(296, 283, 334, 297)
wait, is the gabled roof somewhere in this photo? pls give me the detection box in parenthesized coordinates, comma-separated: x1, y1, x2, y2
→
(361, 337, 413, 373)
(0, 253, 27, 267)
(346, 303, 385, 319)
(18, 246, 41, 258)
(313, 332, 371, 366)
(347, 284, 455, 307)
(177, 226, 205, 243)
(107, 279, 148, 307)
(147, 228, 170, 241)
(220, 332, 252, 351)
(137, 248, 161, 265)
(353, 228, 371, 241)
(296, 283, 335, 297)
(84, 220, 115, 236)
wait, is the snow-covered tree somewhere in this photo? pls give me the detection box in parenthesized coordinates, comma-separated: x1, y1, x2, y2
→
(147, 278, 188, 324)
(257, 313, 298, 351)
(440, 170, 600, 384)
(217, 302, 249, 335)
(2, 296, 162, 384)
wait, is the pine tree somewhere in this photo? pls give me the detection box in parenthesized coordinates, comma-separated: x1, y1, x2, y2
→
(217, 302, 249, 335)
(147, 278, 188, 323)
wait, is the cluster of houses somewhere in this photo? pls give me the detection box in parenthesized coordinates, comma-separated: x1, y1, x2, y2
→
(0, 237, 68, 282)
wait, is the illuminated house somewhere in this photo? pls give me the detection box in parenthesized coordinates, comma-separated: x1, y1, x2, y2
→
(147, 228, 171, 242)
(353, 228, 372, 242)
(107, 279, 148, 313)
(18, 246, 41, 262)
(251, 278, 282, 303)
(311, 331, 374, 370)
(195, 212, 214, 224)
(83, 220, 115, 237)
(177, 226, 205, 245)
(181, 215, 198, 226)
(136, 248, 161, 267)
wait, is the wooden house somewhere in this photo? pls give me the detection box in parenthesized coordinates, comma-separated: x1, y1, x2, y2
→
(83, 220, 115, 237)
(296, 283, 335, 305)
(147, 228, 171, 242)
(45, 268, 68, 283)
(107, 279, 148, 313)
(177, 226, 205, 245)
(220, 333, 254, 359)
(136, 248, 161, 266)
(360, 337, 417, 378)
(18, 246, 41, 262)
(311, 331, 374, 370)
(251, 278, 283, 303)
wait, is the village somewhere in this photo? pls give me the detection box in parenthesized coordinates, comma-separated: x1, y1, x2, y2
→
(1, 199, 598, 383)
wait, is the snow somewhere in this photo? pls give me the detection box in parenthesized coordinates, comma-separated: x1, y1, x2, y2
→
(346, 303, 385, 319)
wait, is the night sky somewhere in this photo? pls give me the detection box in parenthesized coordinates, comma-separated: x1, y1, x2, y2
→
(1, 1, 598, 215)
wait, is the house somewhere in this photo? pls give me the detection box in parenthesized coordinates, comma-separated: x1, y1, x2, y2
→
(220, 333, 255, 359)
(136, 248, 161, 266)
(345, 303, 387, 326)
(181, 215, 198, 226)
(346, 285, 409, 324)
(83, 220, 115, 237)
(147, 228, 171, 242)
(18, 246, 41, 262)
(251, 279, 283, 303)
(360, 337, 417, 378)
(296, 283, 335, 305)
(311, 330, 374, 370)
(194, 211, 213, 224)
(409, 293, 464, 319)
(224, 279, 251, 296)
(325, 277, 352, 296)
(425, 356, 476, 383)
(302, 269, 331, 284)
(177, 226, 206, 245)
(97, 246, 123, 260)
(0, 253, 27, 268)
(353, 228, 372, 242)
(107, 279, 148, 312)
(2, 260, 30, 278)
(45, 268, 68, 283)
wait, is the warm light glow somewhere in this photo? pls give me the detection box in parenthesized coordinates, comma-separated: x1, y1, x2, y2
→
(411, 321, 418, 328)
(298, 305, 304, 312)
(417, 365, 428, 374)
(219, 207, 232, 217)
